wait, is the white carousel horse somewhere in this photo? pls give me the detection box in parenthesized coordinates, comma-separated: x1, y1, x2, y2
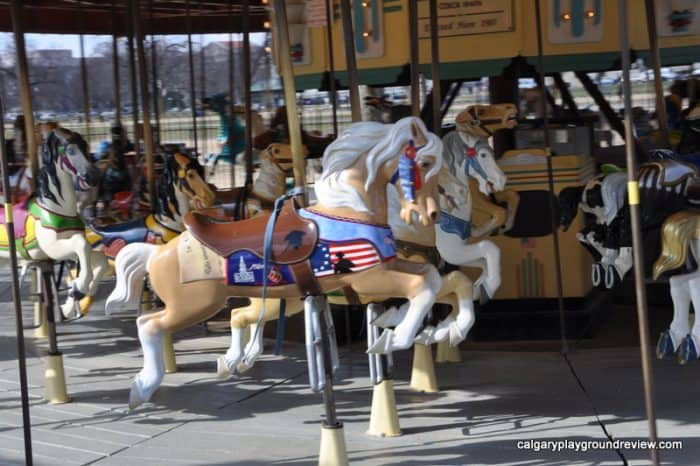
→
(218, 122, 510, 375)
(654, 211, 700, 364)
(106, 116, 444, 408)
(0, 127, 109, 317)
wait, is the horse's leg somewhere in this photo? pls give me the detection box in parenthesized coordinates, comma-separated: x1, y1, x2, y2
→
(437, 231, 501, 301)
(677, 274, 700, 364)
(416, 271, 475, 346)
(359, 263, 441, 354)
(658, 274, 693, 359)
(130, 310, 166, 409)
(75, 250, 109, 316)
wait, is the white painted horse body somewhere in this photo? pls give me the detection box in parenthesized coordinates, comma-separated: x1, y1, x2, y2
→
(0, 128, 109, 317)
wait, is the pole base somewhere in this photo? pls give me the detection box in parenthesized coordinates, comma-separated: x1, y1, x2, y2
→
(44, 354, 70, 404)
(435, 340, 462, 363)
(162, 332, 177, 374)
(319, 423, 349, 466)
(409, 344, 439, 393)
(33, 303, 49, 339)
(367, 379, 401, 437)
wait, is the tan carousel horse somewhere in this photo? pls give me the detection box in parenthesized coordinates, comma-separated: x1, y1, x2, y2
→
(106, 116, 444, 408)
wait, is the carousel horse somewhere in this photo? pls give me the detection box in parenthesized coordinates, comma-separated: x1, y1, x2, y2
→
(0, 127, 108, 317)
(107, 117, 444, 408)
(253, 106, 334, 158)
(217, 106, 514, 375)
(653, 210, 700, 365)
(558, 168, 633, 289)
(85, 153, 215, 266)
(203, 93, 265, 173)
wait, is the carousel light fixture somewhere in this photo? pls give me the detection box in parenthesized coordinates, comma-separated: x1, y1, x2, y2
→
(264, 20, 271, 28)
(585, 10, 596, 18)
(561, 12, 572, 21)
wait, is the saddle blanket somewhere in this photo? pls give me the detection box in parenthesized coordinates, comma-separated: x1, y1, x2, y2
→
(178, 231, 227, 283)
(88, 215, 179, 259)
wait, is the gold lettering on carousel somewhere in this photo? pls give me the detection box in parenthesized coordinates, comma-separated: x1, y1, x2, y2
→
(418, 0, 513, 38)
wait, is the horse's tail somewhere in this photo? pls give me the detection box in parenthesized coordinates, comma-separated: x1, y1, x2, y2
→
(106, 243, 158, 314)
(653, 211, 700, 280)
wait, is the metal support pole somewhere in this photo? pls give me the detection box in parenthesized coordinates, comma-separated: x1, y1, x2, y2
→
(0, 96, 33, 466)
(126, 1, 140, 158)
(132, 0, 156, 203)
(228, 0, 236, 186)
(643, 0, 670, 147)
(149, 0, 161, 144)
(429, 0, 441, 136)
(619, 1, 660, 464)
(186, 0, 199, 157)
(271, 0, 306, 189)
(9, 0, 38, 185)
(199, 33, 207, 157)
(338, 0, 361, 122)
(534, 0, 568, 353)
(324, 0, 339, 135)
(112, 1, 122, 125)
(79, 2, 91, 140)
(408, 0, 420, 117)
(243, 0, 254, 187)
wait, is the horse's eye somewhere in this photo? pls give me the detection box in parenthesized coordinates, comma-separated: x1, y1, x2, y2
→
(420, 161, 431, 168)
(480, 153, 486, 158)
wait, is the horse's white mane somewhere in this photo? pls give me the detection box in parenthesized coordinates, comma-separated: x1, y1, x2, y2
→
(315, 116, 442, 213)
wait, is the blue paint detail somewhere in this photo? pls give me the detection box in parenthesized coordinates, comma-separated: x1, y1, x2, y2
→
(226, 250, 295, 286)
(656, 330, 676, 359)
(571, 0, 585, 37)
(398, 153, 418, 202)
(554, 0, 561, 27)
(465, 151, 488, 181)
(89, 217, 149, 249)
(593, 0, 601, 25)
(299, 209, 397, 260)
(684, 153, 700, 169)
(439, 211, 472, 240)
(354, 0, 366, 53)
(679, 334, 699, 363)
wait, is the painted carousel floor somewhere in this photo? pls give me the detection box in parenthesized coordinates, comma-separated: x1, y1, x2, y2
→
(0, 266, 698, 466)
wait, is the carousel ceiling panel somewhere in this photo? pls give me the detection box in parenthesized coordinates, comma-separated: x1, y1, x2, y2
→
(0, 0, 270, 35)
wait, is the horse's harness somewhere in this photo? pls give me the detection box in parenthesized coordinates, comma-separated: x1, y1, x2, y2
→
(465, 106, 504, 137)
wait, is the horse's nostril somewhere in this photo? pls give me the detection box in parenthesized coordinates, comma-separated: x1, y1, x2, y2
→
(430, 211, 438, 221)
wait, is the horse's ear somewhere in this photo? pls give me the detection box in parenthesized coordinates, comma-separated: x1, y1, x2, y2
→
(54, 127, 72, 143)
(411, 119, 427, 146)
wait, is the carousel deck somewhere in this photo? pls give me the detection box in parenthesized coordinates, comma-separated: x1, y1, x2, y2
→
(0, 267, 699, 465)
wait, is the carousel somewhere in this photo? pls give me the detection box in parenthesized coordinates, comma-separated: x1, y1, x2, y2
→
(0, 0, 699, 465)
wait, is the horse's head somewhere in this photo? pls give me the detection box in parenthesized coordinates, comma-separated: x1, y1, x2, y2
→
(558, 185, 585, 231)
(261, 143, 311, 173)
(437, 166, 470, 216)
(389, 118, 443, 227)
(444, 131, 506, 195)
(42, 128, 98, 193)
(163, 153, 216, 211)
(455, 103, 518, 138)
(638, 158, 698, 229)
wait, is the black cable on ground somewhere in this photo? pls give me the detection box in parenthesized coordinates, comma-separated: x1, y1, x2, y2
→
(562, 353, 629, 465)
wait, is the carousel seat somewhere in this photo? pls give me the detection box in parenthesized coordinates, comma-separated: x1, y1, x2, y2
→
(184, 198, 318, 263)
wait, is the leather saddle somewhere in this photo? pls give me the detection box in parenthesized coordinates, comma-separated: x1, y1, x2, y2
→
(184, 197, 318, 264)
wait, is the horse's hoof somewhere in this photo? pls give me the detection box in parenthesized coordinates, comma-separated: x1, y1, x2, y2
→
(216, 356, 231, 380)
(478, 284, 491, 306)
(448, 321, 467, 347)
(372, 306, 406, 328)
(60, 301, 83, 322)
(414, 326, 437, 346)
(236, 361, 253, 374)
(656, 331, 676, 359)
(592, 263, 602, 287)
(366, 329, 394, 354)
(128, 378, 147, 410)
(78, 296, 94, 316)
(677, 335, 699, 366)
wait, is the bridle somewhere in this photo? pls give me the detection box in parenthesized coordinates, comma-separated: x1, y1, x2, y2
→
(390, 139, 425, 202)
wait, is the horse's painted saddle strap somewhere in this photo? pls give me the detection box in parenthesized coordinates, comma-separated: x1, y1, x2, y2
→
(30, 201, 84, 231)
(290, 261, 321, 296)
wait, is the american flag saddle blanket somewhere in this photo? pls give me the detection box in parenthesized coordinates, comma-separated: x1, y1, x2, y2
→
(224, 208, 397, 287)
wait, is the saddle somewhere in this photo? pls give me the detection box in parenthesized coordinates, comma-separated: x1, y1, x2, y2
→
(184, 197, 318, 264)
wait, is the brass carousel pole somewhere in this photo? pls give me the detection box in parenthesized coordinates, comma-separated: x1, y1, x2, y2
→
(228, 0, 236, 186)
(149, 0, 161, 144)
(126, 0, 140, 159)
(429, 0, 441, 136)
(186, 0, 199, 157)
(324, 0, 338, 135)
(643, 0, 670, 148)
(534, 0, 568, 353)
(112, 0, 122, 125)
(78, 2, 91, 141)
(9, 0, 38, 186)
(242, 0, 254, 188)
(338, 0, 361, 122)
(408, 0, 420, 116)
(0, 97, 33, 466)
(132, 0, 156, 204)
(619, 1, 660, 464)
(199, 2, 208, 159)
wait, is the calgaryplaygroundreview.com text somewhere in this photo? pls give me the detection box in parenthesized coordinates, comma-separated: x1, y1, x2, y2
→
(517, 439, 684, 453)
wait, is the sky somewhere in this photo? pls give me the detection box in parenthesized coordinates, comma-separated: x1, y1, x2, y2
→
(0, 32, 267, 57)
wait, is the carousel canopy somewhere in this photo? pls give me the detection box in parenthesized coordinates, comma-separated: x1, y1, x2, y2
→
(0, 0, 270, 35)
